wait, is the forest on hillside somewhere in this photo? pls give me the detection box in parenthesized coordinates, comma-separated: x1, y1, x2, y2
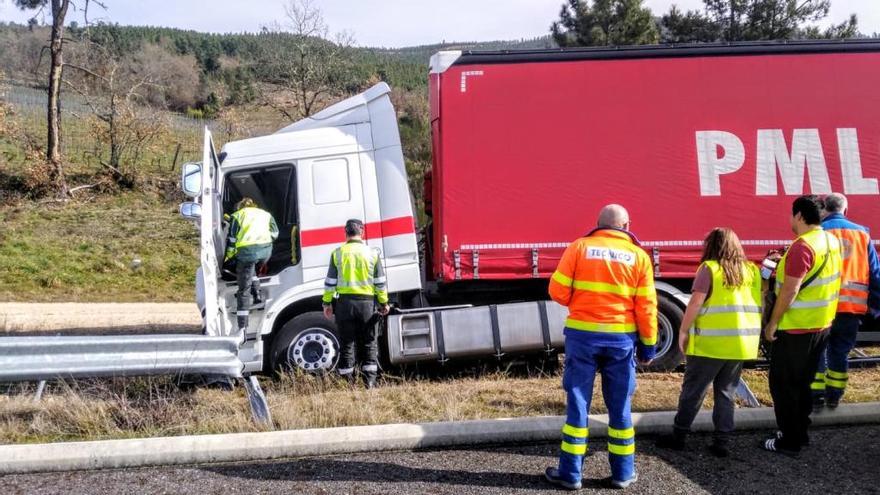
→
(0, 0, 869, 203)
(0, 0, 870, 301)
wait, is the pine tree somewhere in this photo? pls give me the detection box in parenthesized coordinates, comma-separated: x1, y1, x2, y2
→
(551, 0, 660, 47)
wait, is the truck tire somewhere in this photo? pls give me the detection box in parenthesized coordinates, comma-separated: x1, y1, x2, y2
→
(644, 295, 685, 372)
(269, 312, 340, 374)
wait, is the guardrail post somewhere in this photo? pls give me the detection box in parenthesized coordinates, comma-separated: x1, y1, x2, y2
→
(735, 377, 761, 408)
(243, 375, 273, 428)
(33, 380, 47, 402)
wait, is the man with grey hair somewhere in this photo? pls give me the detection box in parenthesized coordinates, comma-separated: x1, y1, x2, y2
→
(811, 193, 880, 409)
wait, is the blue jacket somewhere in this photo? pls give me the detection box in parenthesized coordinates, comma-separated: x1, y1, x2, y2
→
(822, 213, 880, 316)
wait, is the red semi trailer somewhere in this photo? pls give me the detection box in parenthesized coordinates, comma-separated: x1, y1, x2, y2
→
(185, 41, 880, 374)
(428, 42, 880, 282)
(409, 41, 880, 369)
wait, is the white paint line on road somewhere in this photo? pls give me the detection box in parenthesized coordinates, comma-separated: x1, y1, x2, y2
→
(1, 402, 878, 474)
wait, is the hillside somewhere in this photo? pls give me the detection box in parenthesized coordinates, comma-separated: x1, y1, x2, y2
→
(0, 21, 558, 301)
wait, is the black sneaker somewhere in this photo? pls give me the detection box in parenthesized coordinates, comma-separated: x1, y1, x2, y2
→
(826, 397, 840, 409)
(656, 433, 686, 451)
(544, 467, 581, 491)
(775, 430, 810, 447)
(762, 437, 799, 457)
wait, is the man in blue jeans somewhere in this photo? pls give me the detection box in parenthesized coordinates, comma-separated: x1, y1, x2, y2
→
(544, 205, 657, 490)
(812, 193, 880, 409)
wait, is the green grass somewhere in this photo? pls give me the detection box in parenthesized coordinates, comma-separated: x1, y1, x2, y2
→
(0, 192, 198, 302)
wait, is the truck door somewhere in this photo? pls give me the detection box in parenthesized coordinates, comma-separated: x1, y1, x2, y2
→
(200, 129, 226, 336)
(298, 154, 366, 277)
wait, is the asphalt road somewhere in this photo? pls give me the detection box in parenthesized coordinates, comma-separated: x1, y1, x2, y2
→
(4, 425, 879, 494)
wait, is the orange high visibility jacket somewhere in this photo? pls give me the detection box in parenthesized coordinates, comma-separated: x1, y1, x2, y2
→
(549, 229, 658, 348)
(823, 213, 880, 315)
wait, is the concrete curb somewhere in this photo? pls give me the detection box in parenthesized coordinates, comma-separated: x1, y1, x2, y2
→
(1, 402, 878, 474)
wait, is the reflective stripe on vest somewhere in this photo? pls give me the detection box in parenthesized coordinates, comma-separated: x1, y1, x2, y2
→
(333, 242, 380, 298)
(690, 261, 762, 360)
(827, 227, 871, 314)
(553, 230, 657, 344)
(231, 207, 274, 248)
(775, 229, 842, 331)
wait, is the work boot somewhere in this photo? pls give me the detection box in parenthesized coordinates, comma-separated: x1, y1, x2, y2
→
(826, 396, 840, 410)
(236, 313, 249, 332)
(656, 429, 687, 451)
(812, 396, 825, 414)
(599, 473, 638, 489)
(543, 467, 581, 491)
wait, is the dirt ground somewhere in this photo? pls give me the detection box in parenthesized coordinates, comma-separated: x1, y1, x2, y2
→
(0, 303, 202, 335)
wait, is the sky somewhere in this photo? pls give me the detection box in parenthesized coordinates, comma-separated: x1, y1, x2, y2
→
(0, 0, 877, 48)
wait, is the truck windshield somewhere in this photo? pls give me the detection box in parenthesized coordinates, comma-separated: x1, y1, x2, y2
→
(223, 165, 298, 275)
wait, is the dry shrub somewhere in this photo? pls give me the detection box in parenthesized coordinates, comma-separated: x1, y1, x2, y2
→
(0, 377, 261, 444)
(132, 44, 201, 112)
(88, 107, 173, 189)
(0, 73, 53, 199)
(216, 106, 253, 141)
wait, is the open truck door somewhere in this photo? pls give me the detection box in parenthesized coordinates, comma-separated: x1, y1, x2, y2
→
(200, 128, 226, 337)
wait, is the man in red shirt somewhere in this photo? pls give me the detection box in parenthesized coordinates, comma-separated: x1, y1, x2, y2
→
(761, 195, 841, 456)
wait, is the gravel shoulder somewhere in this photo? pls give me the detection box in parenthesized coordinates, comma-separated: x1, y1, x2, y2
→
(4, 425, 878, 495)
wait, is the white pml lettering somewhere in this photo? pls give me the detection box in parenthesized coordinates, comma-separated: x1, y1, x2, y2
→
(837, 128, 879, 195)
(756, 129, 831, 196)
(696, 131, 745, 196)
(696, 128, 880, 196)
(586, 247, 635, 266)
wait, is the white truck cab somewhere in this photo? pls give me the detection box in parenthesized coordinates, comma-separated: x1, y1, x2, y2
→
(183, 81, 689, 375)
(182, 83, 421, 373)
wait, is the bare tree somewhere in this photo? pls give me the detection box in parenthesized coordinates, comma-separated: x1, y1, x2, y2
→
(256, 0, 356, 120)
(14, 0, 106, 196)
(63, 40, 168, 188)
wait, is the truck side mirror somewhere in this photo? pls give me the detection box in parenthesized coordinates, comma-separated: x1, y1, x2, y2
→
(179, 201, 201, 220)
(181, 162, 202, 198)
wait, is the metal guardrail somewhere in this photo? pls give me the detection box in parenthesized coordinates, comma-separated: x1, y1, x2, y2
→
(0, 334, 243, 382)
(0, 333, 276, 427)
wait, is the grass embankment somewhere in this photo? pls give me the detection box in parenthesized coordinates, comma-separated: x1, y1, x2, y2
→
(0, 192, 197, 302)
(1, 367, 878, 444)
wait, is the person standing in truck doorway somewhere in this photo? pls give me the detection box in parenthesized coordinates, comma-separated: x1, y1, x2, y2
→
(544, 204, 657, 491)
(656, 228, 762, 457)
(225, 197, 279, 335)
(761, 195, 841, 456)
(810, 193, 880, 410)
(322, 219, 390, 389)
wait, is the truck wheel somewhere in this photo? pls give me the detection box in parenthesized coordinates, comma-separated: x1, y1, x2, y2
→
(270, 312, 340, 374)
(644, 296, 684, 371)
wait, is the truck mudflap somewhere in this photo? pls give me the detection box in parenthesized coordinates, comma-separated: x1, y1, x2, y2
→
(387, 301, 567, 364)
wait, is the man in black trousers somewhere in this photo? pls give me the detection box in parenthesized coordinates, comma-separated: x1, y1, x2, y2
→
(761, 195, 841, 456)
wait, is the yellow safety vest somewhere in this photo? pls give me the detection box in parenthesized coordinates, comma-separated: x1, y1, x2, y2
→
(322, 241, 389, 304)
(690, 261, 762, 360)
(231, 207, 274, 248)
(775, 228, 842, 331)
